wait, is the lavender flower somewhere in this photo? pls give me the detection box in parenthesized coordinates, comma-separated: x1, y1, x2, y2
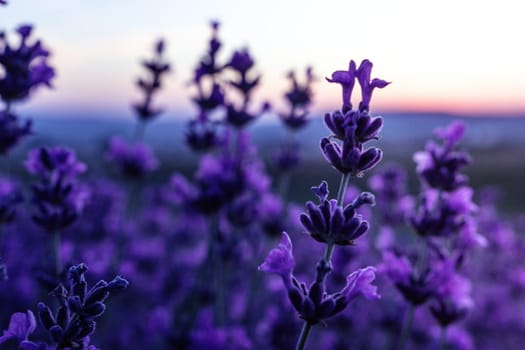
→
(105, 136, 159, 179)
(0, 109, 32, 154)
(37, 263, 128, 349)
(321, 60, 387, 177)
(0, 310, 36, 344)
(413, 121, 471, 191)
(132, 38, 170, 123)
(280, 67, 315, 130)
(26, 147, 89, 232)
(259, 233, 379, 325)
(300, 181, 374, 246)
(0, 177, 23, 224)
(0, 24, 55, 104)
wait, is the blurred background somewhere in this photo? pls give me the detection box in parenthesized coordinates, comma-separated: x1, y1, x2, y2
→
(2, 0, 524, 211)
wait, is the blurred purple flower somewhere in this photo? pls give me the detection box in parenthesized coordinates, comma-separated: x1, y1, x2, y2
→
(25, 147, 89, 232)
(25, 146, 86, 181)
(106, 136, 159, 179)
(0, 310, 36, 344)
(0, 177, 23, 224)
(0, 110, 32, 154)
(0, 24, 55, 103)
(132, 38, 170, 123)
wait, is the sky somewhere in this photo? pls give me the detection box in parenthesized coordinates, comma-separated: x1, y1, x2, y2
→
(1, 0, 525, 118)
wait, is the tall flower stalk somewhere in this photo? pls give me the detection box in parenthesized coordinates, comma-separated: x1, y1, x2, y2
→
(260, 59, 389, 349)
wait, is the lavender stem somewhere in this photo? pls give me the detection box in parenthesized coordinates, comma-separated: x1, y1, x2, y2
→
(397, 304, 414, 350)
(295, 322, 313, 350)
(440, 326, 448, 350)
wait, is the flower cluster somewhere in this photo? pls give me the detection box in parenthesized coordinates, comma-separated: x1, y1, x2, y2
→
(105, 136, 159, 179)
(322, 60, 388, 177)
(260, 59, 388, 349)
(0, 24, 55, 104)
(132, 39, 170, 125)
(0, 263, 128, 349)
(25, 146, 89, 233)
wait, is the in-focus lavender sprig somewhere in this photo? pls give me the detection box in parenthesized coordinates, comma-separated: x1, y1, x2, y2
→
(260, 58, 388, 350)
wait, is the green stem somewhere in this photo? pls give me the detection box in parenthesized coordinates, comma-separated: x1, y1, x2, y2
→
(53, 230, 62, 277)
(440, 326, 448, 350)
(397, 304, 414, 350)
(295, 322, 313, 350)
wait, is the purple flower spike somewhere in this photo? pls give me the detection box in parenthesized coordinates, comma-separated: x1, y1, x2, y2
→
(258, 232, 295, 284)
(105, 136, 159, 179)
(0, 1, 7, 6)
(0, 24, 55, 102)
(356, 59, 390, 112)
(227, 48, 254, 74)
(0, 310, 36, 344)
(341, 266, 380, 303)
(25, 146, 86, 180)
(0, 110, 32, 155)
(434, 121, 466, 148)
(326, 60, 356, 110)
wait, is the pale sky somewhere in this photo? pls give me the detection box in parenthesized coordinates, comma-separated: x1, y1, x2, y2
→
(1, 0, 524, 118)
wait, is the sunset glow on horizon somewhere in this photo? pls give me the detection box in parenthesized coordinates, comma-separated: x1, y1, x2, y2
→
(2, 0, 524, 118)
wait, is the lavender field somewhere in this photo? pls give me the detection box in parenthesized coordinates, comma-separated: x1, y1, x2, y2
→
(2, 2, 525, 350)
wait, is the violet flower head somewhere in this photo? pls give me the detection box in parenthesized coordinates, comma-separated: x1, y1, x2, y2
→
(430, 260, 474, 327)
(326, 59, 356, 111)
(225, 104, 257, 129)
(37, 263, 128, 349)
(0, 177, 23, 224)
(185, 116, 220, 152)
(25, 146, 89, 232)
(0, 24, 55, 103)
(0, 310, 36, 345)
(355, 59, 390, 112)
(280, 67, 315, 130)
(380, 251, 436, 306)
(0, 1, 7, 5)
(106, 136, 159, 179)
(0, 110, 32, 154)
(320, 128, 383, 176)
(282, 263, 380, 325)
(25, 146, 86, 181)
(413, 121, 471, 191)
(194, 20, 223, 80)
(258, 232, 295, 284)
(300, 182, 374, 246)
(132, 38, 170, 123)
(273, 141, 301, 173)
(227, 48, 255, 76)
